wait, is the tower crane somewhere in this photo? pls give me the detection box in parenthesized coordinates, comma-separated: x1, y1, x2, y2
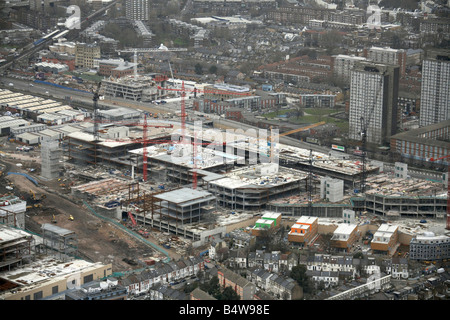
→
(92, 82, 102, 142)
(116, 44, 188, 79)
(283, 149, 341, 215)
(359, 76, 384, 193)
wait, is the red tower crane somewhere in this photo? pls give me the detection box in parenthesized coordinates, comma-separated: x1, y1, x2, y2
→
(429, 155, 450, 230)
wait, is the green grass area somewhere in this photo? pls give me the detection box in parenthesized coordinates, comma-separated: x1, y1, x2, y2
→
(263, 109, 295, 118)
(263, 107, 349, 133)
(64, 71, 103, 83)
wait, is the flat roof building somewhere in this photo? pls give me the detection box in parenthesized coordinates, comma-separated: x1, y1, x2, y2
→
(288, 216, 319, 246)
(0, 255, 112, 300)
(409, 233, 450, 261)
(331, 224, 358, 252)
(371, 223, 399, 255)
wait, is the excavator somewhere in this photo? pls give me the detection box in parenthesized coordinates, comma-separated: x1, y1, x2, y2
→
(29, 189, 46, 202)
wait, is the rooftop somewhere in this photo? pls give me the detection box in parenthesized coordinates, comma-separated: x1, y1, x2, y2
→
(333, 223, 357, 235)
(153, 188, 214, 204)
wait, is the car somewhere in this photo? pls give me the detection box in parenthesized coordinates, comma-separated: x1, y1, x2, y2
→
(8, 83, 13, 86)
(29, 83, 34, 87)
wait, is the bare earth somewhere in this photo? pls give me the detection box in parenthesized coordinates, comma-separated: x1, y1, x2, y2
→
(1, 154, 179, 273)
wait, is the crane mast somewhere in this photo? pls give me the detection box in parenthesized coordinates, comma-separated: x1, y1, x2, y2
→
(92, 82, 102, 142)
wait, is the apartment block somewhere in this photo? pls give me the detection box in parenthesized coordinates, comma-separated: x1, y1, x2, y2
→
(390, 120, 449, 165)
(409, 234, 450, 261)
(348, 61, 399, 145)
(419, 49, 450, 128)
(366, 46, 407, 76)
(252, 212, 282, 236)
(125, 0, 149, 21)
(332, 54, 366, 83)
(370, 223, 399, 255)
(287, 216, 318, 246)
(75, 43, 101, 69)
(331, 224, 358, 252)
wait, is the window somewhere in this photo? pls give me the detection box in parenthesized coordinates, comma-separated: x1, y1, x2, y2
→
(84, 274, 94, 283)
(52, 286, 59, 295)
(33, 291, 43, 300)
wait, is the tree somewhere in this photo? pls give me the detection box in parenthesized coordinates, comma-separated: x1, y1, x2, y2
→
(209, 65, 218, 74)
(200, 276, 221, 298)
(195, 63, 203, 75)
(290, 264, 313, 294)
(219, 286, 241, 300)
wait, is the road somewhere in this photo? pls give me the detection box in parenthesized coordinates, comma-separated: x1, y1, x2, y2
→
(8, 75, 445, 180)
(2, 76, 343, 156)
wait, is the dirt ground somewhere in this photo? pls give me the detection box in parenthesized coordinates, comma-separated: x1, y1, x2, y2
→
(0, 149, 181, 273)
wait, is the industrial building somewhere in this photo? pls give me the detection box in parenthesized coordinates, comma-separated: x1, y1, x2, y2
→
(0, 89, 81, 126)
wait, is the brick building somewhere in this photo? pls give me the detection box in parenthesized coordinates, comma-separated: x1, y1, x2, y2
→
(370, 223, 399, 255)
(331, 224, 359, 252)
(217, 267, 256, 300)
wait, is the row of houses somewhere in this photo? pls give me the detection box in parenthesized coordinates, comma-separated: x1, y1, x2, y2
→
(246, 268, 303, 300)
(119, 257, 204, 296)
(228, 248, 414, 279)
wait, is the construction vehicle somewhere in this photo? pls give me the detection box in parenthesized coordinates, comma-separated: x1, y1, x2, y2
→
(29, 189, 46, 202)
(68, 215, 74, 221)
(52, 214, 57, 223)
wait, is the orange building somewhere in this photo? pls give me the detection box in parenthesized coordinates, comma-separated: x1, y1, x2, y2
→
(288, 216, 318, 246)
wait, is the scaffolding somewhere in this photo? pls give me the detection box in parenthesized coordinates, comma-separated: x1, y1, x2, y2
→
(41, 224, 78, 262)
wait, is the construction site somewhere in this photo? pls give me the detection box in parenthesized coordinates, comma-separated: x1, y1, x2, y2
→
(0, 73, 449, 301)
